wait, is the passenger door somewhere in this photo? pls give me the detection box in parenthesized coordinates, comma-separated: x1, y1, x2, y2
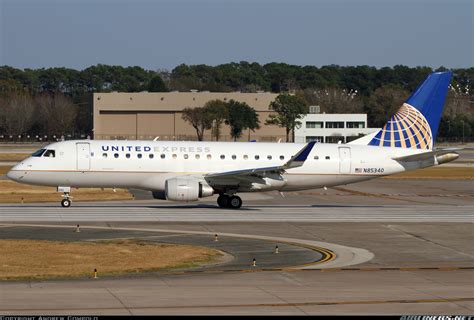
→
(76, 142, 91, 171)
(338, 147, 351, 174)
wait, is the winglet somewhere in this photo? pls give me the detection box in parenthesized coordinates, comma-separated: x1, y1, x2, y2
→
(284, 141, 316, 169)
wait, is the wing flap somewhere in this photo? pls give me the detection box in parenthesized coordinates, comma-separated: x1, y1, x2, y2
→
(205, 141, 316, 181)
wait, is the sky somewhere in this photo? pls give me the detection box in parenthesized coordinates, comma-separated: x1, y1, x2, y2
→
(0, 0, 472, 71)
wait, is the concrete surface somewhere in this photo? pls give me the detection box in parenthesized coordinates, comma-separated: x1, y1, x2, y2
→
(0, 176, 472, 315)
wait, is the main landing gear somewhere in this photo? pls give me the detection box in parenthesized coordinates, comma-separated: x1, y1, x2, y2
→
(217, 194, 242, 209)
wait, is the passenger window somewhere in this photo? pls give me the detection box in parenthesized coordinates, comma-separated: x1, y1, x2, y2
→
(220, 155, 225, 160)
(172, 154, 177, 159)
(102, 153, 108, 158)
(149, 154, 154, 159)
(314, 156, 319, 160)
(32, 149, 46, 157)
(325, 156, 330, 160)
(267, 155, 272, 160)
(255, 155, 260, 160)
(184, 154, 189, 159)
(207, 154, 212, 160)
(161, 154, 165, 159)
(195, 154, 200, 159)
(137, 154, 142, 159)
(114, 153, 119, 158)
(126, 153, 131, 159)
(232, 155, 237, 160)
(279, 155, 285, 160)
(43, 150, 55, 158)
(243, 155, 248, 160)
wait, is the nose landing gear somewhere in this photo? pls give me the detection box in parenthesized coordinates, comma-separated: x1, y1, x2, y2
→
(217, 194, 242, 209)
(58, 187, 72, 208)
(61, 197, 72, 208)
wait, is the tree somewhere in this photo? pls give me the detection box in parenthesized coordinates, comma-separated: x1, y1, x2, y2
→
(364, 85, 409, 128)
(181, 107, 213, 141)
(0, 93, 35, 135)
(300, 87, 364, 113)
(203, 99, 229, 141)
(35, 93, 77, 136)
(265, 94, 308, 142)
(148, 75, 168, 92)
(225, 100, 260, 141)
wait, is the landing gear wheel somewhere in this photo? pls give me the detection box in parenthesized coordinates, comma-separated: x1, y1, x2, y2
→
(61, 198, 71, 208)
(228, 196, 242, 209)
(217, 194, 230, 208)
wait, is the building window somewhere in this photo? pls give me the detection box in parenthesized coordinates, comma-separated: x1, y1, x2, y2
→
(346, 121, 365, 128)
(306, 121, 323, 129)
(326, 136, 344, 144)
(346, 136, 362, 143)
(325, 121, 344, 129)
(306, 136, 324, 143)
(309, 105, 320, 114)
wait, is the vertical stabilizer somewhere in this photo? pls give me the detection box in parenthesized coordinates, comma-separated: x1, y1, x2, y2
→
(368, 71, 452, 150)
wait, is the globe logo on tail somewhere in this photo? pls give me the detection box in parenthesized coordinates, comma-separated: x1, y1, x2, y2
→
(369, 103, 433, 150)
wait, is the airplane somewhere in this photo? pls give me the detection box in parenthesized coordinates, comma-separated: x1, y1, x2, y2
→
(7, 71, 460, 209)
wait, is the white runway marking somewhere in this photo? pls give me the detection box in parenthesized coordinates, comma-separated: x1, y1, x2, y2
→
(0, 204, 472, 222)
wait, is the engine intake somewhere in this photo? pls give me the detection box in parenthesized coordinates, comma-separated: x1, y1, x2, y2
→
(165, 177, 214, 201)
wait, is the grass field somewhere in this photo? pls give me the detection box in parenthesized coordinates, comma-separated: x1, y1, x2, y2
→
(0, 153, 30, 161)
(0, 239, 222, 280)
(0, 180, 133, 203)
(0, 166, 11, 175)
(385, 167, 473, 179)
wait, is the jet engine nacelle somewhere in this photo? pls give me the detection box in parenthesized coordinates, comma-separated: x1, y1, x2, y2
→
(165, 177, 214, 201)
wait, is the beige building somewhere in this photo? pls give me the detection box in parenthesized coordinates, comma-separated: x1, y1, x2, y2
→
(93, 92, 287, 142)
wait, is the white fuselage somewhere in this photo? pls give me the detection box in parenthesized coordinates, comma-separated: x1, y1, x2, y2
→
(7, 140, 434, 194)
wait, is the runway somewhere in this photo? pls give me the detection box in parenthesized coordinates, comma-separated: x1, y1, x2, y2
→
(1, 177, 473, 314)
(1, 202, 473, 222)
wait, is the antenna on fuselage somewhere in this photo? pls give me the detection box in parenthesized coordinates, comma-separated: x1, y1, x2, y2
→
(153, 137, 160, 141)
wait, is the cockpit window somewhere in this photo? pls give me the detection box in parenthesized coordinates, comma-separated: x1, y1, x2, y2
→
(32, 149, 46, 157)
(43, 150, 55, 158)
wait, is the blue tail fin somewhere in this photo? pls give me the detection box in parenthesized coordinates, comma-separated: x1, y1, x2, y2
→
(368, 71, 452, 150)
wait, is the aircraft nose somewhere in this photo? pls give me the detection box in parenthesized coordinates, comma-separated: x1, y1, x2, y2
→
(6, 165, 21, 181)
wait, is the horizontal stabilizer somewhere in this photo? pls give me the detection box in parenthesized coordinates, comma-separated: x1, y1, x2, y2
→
(392, 148, 461, 162)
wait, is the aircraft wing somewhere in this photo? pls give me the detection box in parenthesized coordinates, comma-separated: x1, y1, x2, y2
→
(392, 148, 462, 162)
(204, 141, 316, 184)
